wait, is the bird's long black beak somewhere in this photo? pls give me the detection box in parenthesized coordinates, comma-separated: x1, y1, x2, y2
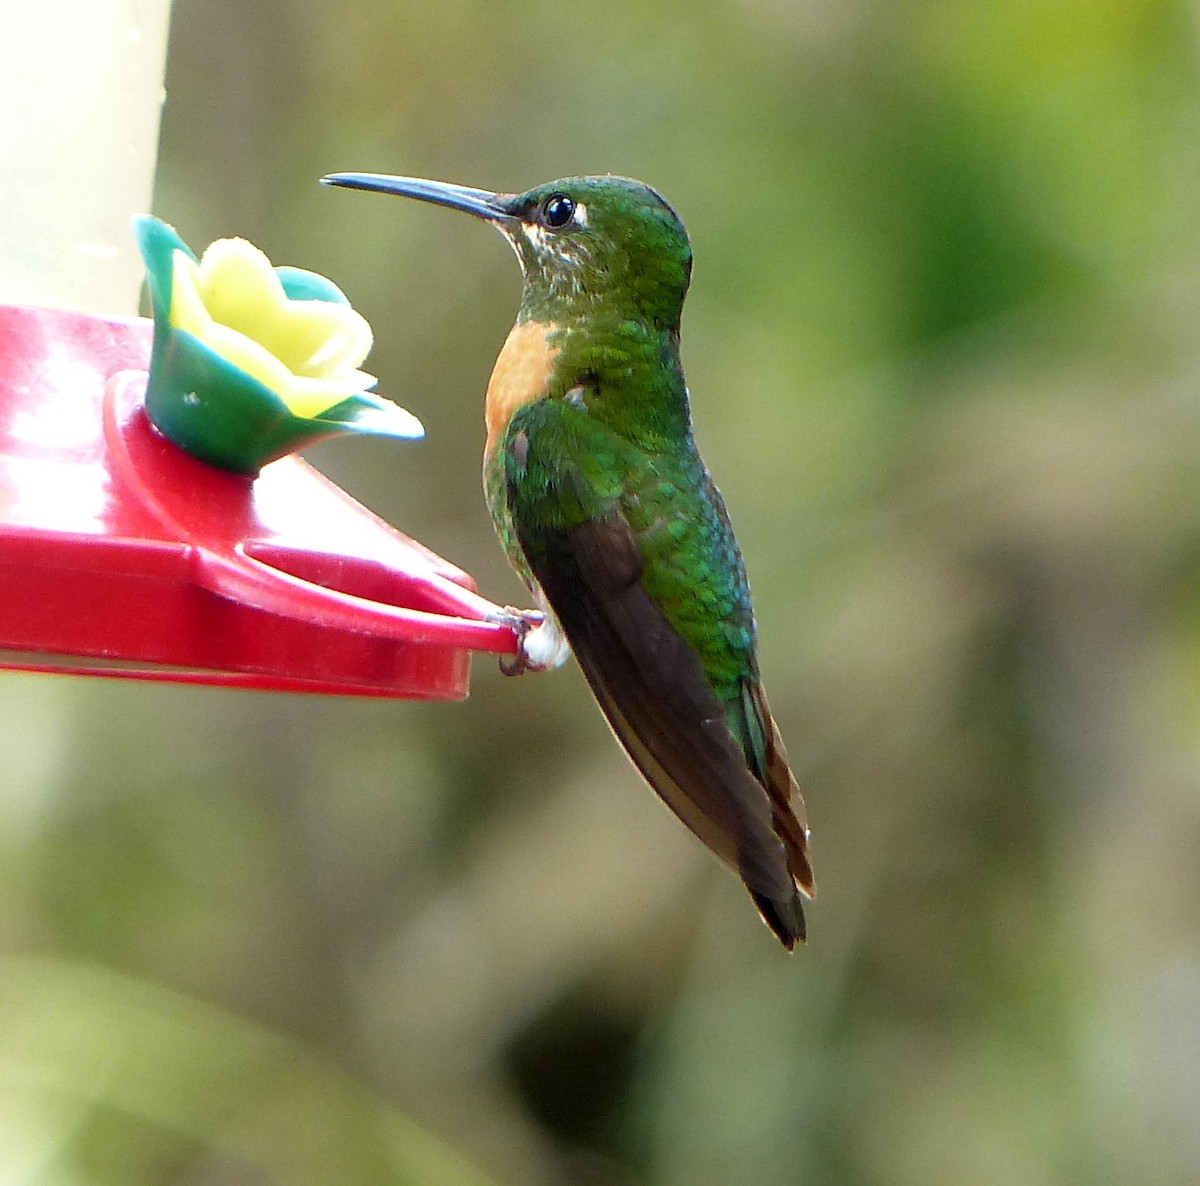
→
(320, 173, 513, 223)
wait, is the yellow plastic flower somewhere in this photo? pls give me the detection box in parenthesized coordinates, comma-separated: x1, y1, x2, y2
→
(169, 238, 378, 420)
(136, 216, 422, 474)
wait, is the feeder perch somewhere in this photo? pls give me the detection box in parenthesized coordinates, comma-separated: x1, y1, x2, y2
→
(0, 303, 520, 699)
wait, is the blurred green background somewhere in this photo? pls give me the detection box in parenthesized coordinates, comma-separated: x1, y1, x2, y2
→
(4, 0, 1200, 1183)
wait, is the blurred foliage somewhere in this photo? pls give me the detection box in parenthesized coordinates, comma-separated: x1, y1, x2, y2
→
(5, 0, 1200, 1183)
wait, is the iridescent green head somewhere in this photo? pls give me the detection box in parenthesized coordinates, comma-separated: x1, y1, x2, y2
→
(322, 173, 693, 330)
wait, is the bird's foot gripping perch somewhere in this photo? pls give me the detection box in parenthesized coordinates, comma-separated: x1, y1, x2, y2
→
(494, 606, 571, 676)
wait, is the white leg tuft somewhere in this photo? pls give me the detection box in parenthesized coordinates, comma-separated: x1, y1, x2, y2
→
(521, 614, 571, 670)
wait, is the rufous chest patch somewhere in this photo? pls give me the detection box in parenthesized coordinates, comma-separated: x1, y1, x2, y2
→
(484, 320, 559, 458)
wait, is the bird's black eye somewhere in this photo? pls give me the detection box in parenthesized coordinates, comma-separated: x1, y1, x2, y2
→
(541, 193, 575, 228)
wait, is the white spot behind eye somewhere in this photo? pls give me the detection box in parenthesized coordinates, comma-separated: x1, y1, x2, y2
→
(572, 202, 588, 228)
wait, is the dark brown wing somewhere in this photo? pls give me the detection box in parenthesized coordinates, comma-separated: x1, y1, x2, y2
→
(523, 504, 810, 948)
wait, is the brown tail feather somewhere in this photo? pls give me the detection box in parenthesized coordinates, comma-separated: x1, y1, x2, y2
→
(750, 682, 814, 895)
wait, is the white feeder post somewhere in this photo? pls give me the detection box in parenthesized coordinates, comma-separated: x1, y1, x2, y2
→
(0, 0, 173, 316)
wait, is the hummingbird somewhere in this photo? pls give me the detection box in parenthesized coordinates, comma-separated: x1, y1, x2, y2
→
(321, 172, 813, 947)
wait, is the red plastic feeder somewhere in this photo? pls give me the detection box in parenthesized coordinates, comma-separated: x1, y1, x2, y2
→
(0, 304, 518, 699)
